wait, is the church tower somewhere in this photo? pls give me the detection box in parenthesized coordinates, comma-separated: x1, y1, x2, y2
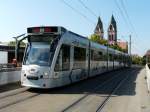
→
(94, 16, 104, 39)
(108, 15, 117, 45)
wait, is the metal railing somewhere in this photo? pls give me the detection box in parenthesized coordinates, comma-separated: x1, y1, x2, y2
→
(0, 64, 21, 72)
(146, 64, 150, 92)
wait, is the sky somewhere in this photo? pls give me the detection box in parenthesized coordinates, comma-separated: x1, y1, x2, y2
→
(0, 0, 149, 56)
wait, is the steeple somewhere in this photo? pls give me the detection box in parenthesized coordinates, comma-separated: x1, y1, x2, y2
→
(94, 16, 104, 39)
(110, 15, 117, 32)
(108, 15, 117, 45)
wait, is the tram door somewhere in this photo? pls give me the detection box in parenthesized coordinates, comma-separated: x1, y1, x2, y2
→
(54, 44, 71, 85)
(71, 46, 88, 82)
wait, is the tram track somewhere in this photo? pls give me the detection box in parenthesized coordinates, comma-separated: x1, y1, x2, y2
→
(0, 69, 119, 110)
(61, 68, 137, 112)
(0, 68, 135, 111)
(95, 69, 137, 112)
(0, 87, 41, 110)
(0, 87, 30, 99)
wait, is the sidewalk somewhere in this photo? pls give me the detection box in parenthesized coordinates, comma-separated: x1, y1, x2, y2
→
(102, 67, 150, 112)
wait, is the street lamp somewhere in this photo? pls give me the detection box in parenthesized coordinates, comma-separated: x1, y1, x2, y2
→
(12, 33, 25, 62)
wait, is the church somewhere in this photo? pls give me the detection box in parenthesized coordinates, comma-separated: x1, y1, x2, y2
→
(94, 15, 128, 53)
(108, 15, 117, 45)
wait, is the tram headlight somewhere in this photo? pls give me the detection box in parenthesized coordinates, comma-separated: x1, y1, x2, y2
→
(43, 72, 49, 79)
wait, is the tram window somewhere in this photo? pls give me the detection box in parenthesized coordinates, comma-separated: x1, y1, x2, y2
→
(93, 51, 98, 61)
(54, 44, 70, 71)
(114, 54, 117, 61)
(116, 54, 119, 61)
(109, 54, 113, 61)
(99, 51, 103, 60)
(92, 50, 103, 61)
(117, 55, 119, 61)
(91, 50, 94, 60)
(102, 52, 107, 61)
(29, 35, 56, 42)
(73, 46, 86, 69)
(119, 55, 122, 62)
(24, 44, 50, 66)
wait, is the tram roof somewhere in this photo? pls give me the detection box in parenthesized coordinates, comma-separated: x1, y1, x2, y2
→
(26, 26, 128, 55)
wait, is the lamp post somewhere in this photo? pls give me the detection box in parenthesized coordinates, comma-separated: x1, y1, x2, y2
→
(12, 33, 25, 61)
(129, 35, 132, 67)
(12, 37, 18, 61)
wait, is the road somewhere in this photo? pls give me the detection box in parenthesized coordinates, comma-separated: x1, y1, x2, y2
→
(0, 82, 21, 93)
(102, 67, 150, 112)
(0, 67, 149, 112)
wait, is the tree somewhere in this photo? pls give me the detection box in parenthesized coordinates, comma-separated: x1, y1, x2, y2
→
(132, 55, 143, 65)
(90, 34, 107, 45)
(99, 38, 108, 46)
(90, 34, 101, 43)
(8, 41, 26, 47)
(89, 34, 126, 52)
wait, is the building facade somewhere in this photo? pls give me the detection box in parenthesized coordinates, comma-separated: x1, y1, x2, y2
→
(117, 41, 128, 53)
(0, 44, 24, 63)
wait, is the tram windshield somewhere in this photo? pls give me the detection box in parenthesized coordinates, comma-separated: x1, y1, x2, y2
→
(24, 43, 50, 66)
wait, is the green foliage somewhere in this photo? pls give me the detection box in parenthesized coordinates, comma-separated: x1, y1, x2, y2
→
(109, 44, 128, 53)
(132, 55, 143, 65)
(142, 56, 146, 65)
(109, 44, 120, 50)
(142, 55, 150, 65)
(8, 41, 16, 46)
(89, 34, 127, 53)
(90, 34, 101, 43)
(8, 41, 26, 47)
(90, 34, 107, 45)
(100, 39, 108, 46)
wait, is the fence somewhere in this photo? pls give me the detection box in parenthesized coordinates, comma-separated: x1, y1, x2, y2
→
(145, 64, 150, 92)
(0, 66, 21, 86)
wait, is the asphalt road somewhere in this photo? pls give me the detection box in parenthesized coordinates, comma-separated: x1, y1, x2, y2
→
(102, 67, 150, 112)
(0, 67, 149, 112)
(0, 82, 22, 93)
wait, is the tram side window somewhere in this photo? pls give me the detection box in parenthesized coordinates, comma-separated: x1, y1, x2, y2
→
(73, 47, 86, 69)
(120, 55, 123, 62)
(98, 51, 103, 60)
(103, 52, 108, 61)
(91, 50, 94, 60)
(109, 54, 113, 61)
(114, 54, 117, 61)
(118, 55, 122, 62)
(117, 55, 120, 62)
(54, 44, 70, 71)
(91, 50, 103, 61)
(123, 56, 125, 63)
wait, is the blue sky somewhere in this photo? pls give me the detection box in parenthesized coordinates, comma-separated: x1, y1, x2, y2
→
(0, 0, 149, 56)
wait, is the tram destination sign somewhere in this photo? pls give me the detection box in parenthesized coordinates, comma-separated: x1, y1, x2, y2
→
(27, 26, 66, 35)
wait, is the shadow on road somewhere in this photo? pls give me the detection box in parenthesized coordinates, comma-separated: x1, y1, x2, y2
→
(28, 67, 143, 96)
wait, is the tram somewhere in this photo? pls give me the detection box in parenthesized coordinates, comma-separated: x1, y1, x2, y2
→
(21, 26, 130, 88)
